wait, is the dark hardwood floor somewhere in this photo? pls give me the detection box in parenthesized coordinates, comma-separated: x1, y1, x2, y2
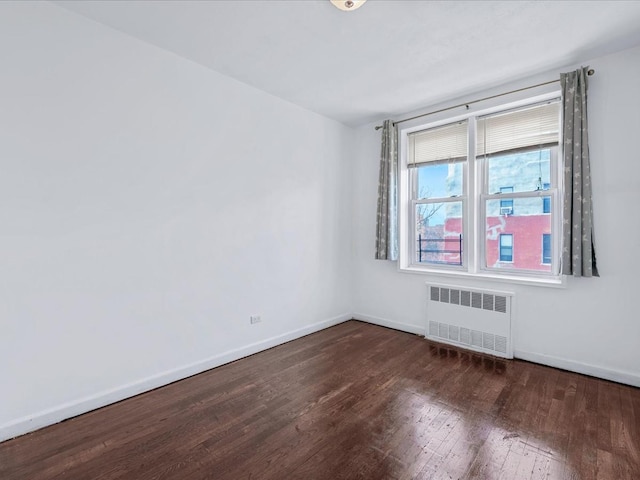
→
(2, 320, 639, 479)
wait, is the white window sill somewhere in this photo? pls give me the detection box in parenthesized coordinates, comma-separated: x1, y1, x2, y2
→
(398, 265, 566, 288)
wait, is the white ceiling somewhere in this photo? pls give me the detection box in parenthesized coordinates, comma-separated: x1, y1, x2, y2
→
(54, 0, 640, 127)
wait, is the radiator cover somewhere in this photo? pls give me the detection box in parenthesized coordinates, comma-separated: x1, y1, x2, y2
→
(426, 284, 513, 359)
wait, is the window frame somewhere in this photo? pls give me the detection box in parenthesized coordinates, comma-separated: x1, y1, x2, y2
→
(397, 91, 564, 286)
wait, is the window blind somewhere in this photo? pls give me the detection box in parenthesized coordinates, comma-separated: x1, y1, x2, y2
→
(477, 101, 560, 157)
(408, 120, 467, 167)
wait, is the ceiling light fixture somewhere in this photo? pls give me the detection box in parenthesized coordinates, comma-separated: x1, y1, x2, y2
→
(330, 0, 367, 12)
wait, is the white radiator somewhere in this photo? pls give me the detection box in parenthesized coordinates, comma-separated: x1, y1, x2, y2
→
(426, 284, 514, 359)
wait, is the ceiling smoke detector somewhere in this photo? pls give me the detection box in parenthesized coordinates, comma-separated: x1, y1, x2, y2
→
(330, 0, 367, 11)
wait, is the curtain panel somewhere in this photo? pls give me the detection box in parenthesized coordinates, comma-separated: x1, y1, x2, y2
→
(375, 120, 398, 260)
(560, 67, 599, 277)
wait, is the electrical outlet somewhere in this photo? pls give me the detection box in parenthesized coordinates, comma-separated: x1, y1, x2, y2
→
(250, 315, 261, 324)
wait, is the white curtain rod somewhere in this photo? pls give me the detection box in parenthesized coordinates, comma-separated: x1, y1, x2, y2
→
(374, 69, 595, 130)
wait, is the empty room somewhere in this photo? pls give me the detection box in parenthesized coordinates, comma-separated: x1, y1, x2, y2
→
(1, 1, 639, 479)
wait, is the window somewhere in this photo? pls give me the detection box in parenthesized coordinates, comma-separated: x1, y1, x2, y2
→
(499, 234, 513, 262)
(542, 182, 551, 214)
(399, 94, 561, 281)
(499, 187, 514, 215)
(408, 120, 466, 267)
(542, 234, 552, 264)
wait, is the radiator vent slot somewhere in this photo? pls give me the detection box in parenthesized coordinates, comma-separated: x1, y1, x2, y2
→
(471, 330, 483, 348)
(495, 335, 507, 354)
(472, 292, 482, 309)
(461, 290, 471, 307)
(438, 322, 448, 338)
(430, 286, 508, 315)
(429, 320, 438, 336)
(448, 325, 460, 342)
(430, 287, 440, 302)
(460, 327, 471, 345)
(483, 332, 495, 350)
(441, 288, 450, 303)
(495, 295, 507, 313)
(450, 289, 460, 305)
(483, 293, 494, 311)
(426, 284, 513, 359)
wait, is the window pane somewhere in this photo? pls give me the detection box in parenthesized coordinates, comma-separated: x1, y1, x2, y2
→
(542, 234, 552, 264)
(485, 148, 551, 194)
(416, 201, 463, 265)
(542, 182, 551, 213)
(485, 198, 551, 272)
(499, 234, 513, 262)
(416, 161, 463, 199)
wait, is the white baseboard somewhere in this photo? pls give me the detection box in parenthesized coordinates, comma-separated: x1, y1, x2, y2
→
(0, 313, 351, 443)
(354, 312, 640, 388)
(6, 314, 636, 444)
(353, 313, 425, 336)
(514, 350, 640, 388)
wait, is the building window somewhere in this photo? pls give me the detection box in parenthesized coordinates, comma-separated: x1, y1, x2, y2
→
(499, 234, 513, 262)
(398, 94, 561, 280)
(542, 182, 551, 214)
(500, 187, 514, 215)
(542, 234, 552, 264)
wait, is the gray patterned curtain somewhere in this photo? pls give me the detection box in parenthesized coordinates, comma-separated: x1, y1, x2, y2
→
(375, 120, 398, 260)
(561, 67, 598, 277)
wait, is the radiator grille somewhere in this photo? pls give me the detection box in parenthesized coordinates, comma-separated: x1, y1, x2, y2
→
(427, 285, 513, 358)
(430, 286, 507, 314)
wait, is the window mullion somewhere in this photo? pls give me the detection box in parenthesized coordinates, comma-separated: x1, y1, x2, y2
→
(468, 117, 478, 274)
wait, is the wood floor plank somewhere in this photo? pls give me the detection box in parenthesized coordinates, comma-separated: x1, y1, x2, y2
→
(1, 320, 639, 480)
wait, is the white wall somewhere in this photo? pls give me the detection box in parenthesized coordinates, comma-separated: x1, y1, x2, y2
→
(2, 0, 639, 446)
(352, 44, 640, 387)
(0, 2, 353, 441)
